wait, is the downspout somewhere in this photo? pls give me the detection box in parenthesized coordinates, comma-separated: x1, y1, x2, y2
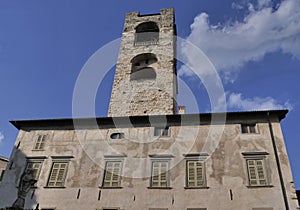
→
(267, 111, 289, 210)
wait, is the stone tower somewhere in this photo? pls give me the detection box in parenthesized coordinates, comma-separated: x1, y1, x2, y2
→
(108, 8, 177, 117)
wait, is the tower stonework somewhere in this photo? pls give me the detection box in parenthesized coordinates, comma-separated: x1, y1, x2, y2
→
(108, 8, 177, 117)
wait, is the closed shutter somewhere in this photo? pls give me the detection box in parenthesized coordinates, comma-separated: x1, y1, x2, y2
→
(34, 135, 47, 150)
(26, 162, 42, 179)
(247, 159, 266, 186)
(48, 162, 68, 187)
(187, 161, 204, 187)
(103, 161, 121, 187)
(151, 161, 168, 187)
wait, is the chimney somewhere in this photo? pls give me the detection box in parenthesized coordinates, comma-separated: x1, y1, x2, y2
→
(178, 106, 186, 114)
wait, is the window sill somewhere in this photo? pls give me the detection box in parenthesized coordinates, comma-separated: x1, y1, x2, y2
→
(44, 186, 66, 189)
(147, 187, 172, 190)
(246, 185, 273, 188)
(32, 149, 45, 151)
(99, 186, 123, 189)
(184, 186, 209, 189)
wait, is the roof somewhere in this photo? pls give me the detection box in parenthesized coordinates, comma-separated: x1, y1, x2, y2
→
(0, 156, 9, 162)
(9, 110, 288, 131)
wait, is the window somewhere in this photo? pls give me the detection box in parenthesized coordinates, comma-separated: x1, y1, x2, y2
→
(135, 21, 159, 46)
(246, 159, 267, 186)
(241, 124, 257, 134)
(102, 161, 122, 188)
(26, 161, 42, 180)
(110, 133, 125, 139)
(150, 161, 169, 188)
(154, 127, 169, 137)
(47, 162, 68, 187)
(242, 152, 270, 187)
(33, 134, 47, 150)
(186, 160, 205, 188)
(131, 53, 157, 80)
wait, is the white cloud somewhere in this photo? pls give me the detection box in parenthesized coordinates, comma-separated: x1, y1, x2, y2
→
(0, 131, 4, 143)
(227, 92, 293, 111)
(180, 0, 300, 82)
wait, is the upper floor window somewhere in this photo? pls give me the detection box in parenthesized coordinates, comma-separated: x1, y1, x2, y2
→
(33, 134, 47, 150)
(47, 161, 69, 187)
(102, 161, 122, 188)
(150, 160, 169, 188)
(154, 127, 169, 137)
(26, 161, 43, 184)
(110, 133, 125, 139)
(186, 160, 206, 188)
(131, 53, 157, 80)
(241, 124, 257, 134)
(135, 21, 159, 46)
(242, 152, 270, 187)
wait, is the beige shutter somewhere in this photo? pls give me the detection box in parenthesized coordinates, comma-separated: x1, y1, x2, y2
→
(34, 135, 46, 150)
(103, 161, 121, 187)
(48, 162, 68, 187)
(151, 161, 168, 187)
(187, 161, 204, 187)
(247, 159, 266, 186)
(26, 162, 41, 179)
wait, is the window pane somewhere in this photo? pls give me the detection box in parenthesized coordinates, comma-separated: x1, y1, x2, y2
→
(103, 161, 122, 187)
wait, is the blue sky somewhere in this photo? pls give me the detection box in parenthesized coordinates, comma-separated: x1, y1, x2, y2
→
(0, 0, 299, 188)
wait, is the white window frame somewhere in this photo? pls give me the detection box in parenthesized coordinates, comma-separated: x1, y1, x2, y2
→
(154, 127, 170, 137)
(47, 157, 71, 188)
(33, 134, 48, 150)
(241, 124, 259, 134)
(102, 161, 123, 188)
(186, 160, 206, 188)
(149, 155, 173, 188)
(242, 152, 270, 187)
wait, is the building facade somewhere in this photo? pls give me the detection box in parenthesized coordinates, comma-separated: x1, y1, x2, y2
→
(0, 8, 298, 210)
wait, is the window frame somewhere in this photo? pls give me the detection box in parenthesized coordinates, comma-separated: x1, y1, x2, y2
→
(46, 158, 71, 188)
(33, 134, 48, 151)
(185, 160, 206, 189)
(241, 124, 259, 134)
(134, 21, 159, 46)
(242, 152, 271, 188)
(154, 127, 170, 137)
(149, 156, 173, 189)
(25, 160, 43, 186)
(101, 157, 125, 189)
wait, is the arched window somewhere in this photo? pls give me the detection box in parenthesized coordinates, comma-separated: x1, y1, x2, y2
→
(131, 53, 157, 80)
(135, 22, 159, 46)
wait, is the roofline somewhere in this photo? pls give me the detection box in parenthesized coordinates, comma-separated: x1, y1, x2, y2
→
(10, 110, 288, 131)
(0, 156, 9, 162)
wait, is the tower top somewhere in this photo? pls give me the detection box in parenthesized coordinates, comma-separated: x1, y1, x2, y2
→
(108, 8, 177, 117)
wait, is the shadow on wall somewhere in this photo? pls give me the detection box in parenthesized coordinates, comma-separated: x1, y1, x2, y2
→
(0, 146, 39, 209)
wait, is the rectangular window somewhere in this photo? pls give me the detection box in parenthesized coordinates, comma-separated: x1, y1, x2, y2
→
(150, 161, 169, 188)
(186, 160, 205, 188)
(247, 159, 267, 186)
(102, 161, 122, 188)
(26, 161, 42, 180)
(33, 134, 47, 150)
(241, 124, 257, 134)
(47, 162, 68, 187)
(154, 127, 169, 137)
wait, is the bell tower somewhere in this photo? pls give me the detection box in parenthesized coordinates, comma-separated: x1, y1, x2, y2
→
(108, 8, 177, 117)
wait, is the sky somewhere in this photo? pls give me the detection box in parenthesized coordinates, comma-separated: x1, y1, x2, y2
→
(0, 0, 299, 188)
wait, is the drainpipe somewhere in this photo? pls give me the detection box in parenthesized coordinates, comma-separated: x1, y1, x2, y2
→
(267, 111, 289, 210)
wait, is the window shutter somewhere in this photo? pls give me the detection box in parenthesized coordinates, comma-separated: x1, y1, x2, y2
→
(151, 161, 168, 187)
(247, 159, 266, 186)
(187, 160, 204, 187)
(48, 162, 68, 187)
(103, 161, 121, 187)
(26, 162, 41, 179)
